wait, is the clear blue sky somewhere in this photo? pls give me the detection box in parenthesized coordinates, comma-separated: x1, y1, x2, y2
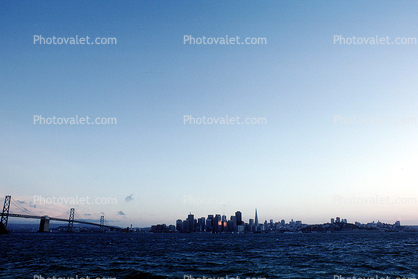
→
(1, 1, 418, 227)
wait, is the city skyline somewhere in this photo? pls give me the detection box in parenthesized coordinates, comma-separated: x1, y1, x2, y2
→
(1, 193, 416, 228)
(1, 195, 409, 229)
(149, 209, 405, 233)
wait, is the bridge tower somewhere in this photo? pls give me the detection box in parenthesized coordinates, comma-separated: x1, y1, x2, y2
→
(100, 216, 104, 231)
(1, 195, 11, 233)
(38, 216, 50, 232)
(67, 208, 75, 232)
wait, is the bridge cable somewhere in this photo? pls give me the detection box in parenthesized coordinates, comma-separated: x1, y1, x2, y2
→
(10, 198, 33, 215)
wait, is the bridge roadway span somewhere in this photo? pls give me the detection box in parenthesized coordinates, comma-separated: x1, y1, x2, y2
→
(1, 213, 121, 230)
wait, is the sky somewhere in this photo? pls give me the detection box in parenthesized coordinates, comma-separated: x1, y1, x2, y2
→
(1, 1, 418, 227)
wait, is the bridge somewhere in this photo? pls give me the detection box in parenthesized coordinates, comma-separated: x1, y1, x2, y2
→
(0, 195, 122, 233)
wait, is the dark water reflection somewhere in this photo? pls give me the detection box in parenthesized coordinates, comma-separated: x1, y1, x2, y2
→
(1, 232, 417, 279)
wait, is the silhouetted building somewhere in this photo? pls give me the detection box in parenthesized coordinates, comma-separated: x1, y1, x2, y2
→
(254, 209, 259, 232)
(235, 211, 242, 225)
(183, 220, 189, 232)
(206, 218, 212, 231)
(188, 213, 194, 232)
(231, 216, 237, 231)
(214, 214, 221, 232)
(176, 219, 183, 232)
(198, 217, 205, 232)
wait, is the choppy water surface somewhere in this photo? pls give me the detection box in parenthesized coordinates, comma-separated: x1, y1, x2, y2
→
(1, 232, 417, 279)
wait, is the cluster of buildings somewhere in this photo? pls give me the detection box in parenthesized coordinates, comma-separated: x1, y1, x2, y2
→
(175, 211, 246, 233)
(150, 211, 407, 233)
(306, 217, 403, 233)
(151, 209, 307, 233)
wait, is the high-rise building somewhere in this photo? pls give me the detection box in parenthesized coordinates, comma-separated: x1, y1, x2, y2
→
(227, 220, 234, 232)
(183, 220, 189, 232)
(205, 218, 212, 231)
(176, 219, 183, 232)
(254, 209, 259, 231)
(235, 211, 242, 225)
(207, 215, 214, 228)
(231, 216, 237, 232)
(214, 214, 221, 232)
(222, 220, 227, 231)
(198, 217, 206, 232)
(222, 214, 227, 222)
(188, 213, 194, 232)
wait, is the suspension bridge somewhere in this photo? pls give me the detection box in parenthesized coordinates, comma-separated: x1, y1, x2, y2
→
(0, 195, 122, 234)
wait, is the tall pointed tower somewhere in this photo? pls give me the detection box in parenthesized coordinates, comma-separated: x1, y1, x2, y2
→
(255, 208, 258, 226)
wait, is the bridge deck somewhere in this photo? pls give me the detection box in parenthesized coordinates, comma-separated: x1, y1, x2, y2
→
(1, 213, 121, 230)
